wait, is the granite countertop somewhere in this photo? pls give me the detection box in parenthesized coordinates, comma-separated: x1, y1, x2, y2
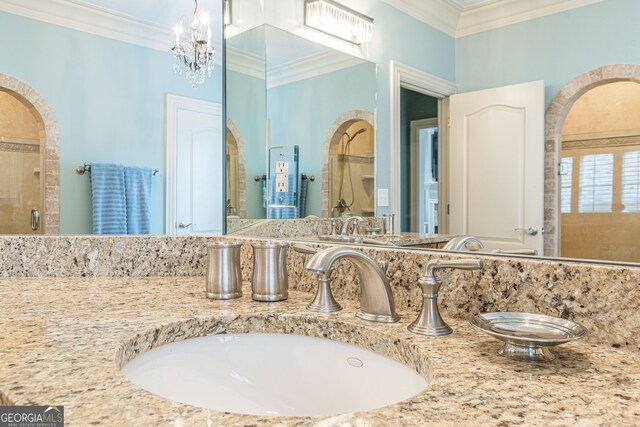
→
(370, 232, 453, 247)
(296, 233, 453, 247)
(1, 276, 639, 426)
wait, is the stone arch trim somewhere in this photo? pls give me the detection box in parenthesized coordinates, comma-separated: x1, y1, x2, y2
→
(226, 117, 246, 218)
(321, 110, 375, 218)
(544, 64, 640, 256)
(0, 73, 60, 234)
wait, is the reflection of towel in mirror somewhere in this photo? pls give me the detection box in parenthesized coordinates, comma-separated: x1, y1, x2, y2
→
(298, 174, 309, 218)
(90, 163, 127, 234)
(124, 167, 153, 234)
(262, 178, 267, 209)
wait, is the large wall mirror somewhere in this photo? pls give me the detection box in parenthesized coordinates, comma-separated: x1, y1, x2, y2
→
(224, 1, 377, 223)
(0, 1, 225, 236)
(224, 0, 640, 267)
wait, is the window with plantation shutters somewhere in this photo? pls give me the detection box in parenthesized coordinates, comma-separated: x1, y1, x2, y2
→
(578, 154, 613, 213)
(560, 157, 573, 213)
(622, 151, 640, 212)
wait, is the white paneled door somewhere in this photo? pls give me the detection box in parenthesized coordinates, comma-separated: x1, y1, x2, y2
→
(166, 95, 223, 235)
(449, 81, 544, 253)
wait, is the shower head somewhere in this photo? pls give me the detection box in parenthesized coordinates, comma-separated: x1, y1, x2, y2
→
(343, 128, 368, 143)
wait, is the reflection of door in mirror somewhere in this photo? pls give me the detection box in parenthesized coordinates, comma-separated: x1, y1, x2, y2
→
(0, 90, 43, 234)
(226, 128, 239, 217)
(166, 95, 224, 236)
(400, 88, 439, 233)
(328, 120, 375, 218)
(560, 81, 640, 263)
(410, 118, 439, 234)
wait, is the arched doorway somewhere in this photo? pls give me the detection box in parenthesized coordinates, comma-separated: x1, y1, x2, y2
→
(0, 73, 60, 234)
(226, 117, 246, 218)
(544, 64, 640, 257)
(321, 110, 375, 218)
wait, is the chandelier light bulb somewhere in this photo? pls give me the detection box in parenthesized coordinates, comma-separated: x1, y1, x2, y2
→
(174, 19, 183, 46)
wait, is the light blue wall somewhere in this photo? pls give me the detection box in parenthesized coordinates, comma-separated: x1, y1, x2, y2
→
(456, 0, 640, 107)
(267, 63, 377, 217)
(0, 12, 222, 234)
(226, 70, 266, 218)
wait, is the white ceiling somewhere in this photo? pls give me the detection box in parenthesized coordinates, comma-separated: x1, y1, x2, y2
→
(450, 0, 492, 8)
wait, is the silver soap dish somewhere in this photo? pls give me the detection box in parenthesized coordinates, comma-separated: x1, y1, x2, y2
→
(470, 312, 587, 363)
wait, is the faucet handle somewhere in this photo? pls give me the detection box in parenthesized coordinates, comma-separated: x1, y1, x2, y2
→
(307, 269, 342, 313)
(329, 218, 339, 235)
(424, 258, 483, 279)
(293, 244, 319, 255)
(409, 258, 483, 337)
(378, 260, 389, 275)
(352, 218, 365, 236)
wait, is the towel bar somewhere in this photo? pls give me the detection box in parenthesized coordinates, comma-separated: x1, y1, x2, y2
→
(76, 163, 159, 176)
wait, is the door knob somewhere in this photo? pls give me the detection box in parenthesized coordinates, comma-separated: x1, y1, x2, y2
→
(31, 208, 40, 231)
(515, 227, 538, 236)
(178, 222, 192, 229)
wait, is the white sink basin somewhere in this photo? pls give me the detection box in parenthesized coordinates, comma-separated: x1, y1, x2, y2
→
(120, 333, 428, 416)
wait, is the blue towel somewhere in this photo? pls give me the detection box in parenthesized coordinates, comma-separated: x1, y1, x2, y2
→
(90, 163, 127, 234)
(124, 167, 153, 234)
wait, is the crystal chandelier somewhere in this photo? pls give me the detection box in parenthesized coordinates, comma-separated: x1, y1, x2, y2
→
(172, 0, 214, 88)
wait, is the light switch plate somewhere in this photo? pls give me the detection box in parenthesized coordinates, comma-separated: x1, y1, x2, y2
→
(377, 188, 389, 207)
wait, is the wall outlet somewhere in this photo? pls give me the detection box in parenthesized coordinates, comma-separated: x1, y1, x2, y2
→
(377, 188, 389, 207)
(276, 161, 288, 175)
(276, 177, 288, 193)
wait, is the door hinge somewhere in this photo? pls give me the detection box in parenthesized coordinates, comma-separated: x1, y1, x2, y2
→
(558, 162, 568, 176)
(447, 204, 450, 215)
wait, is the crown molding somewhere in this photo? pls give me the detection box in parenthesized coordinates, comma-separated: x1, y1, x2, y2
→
(381, 0, 605, 38)
(0, 0, 187, 54)
(228, 49, 366, 88)
(1, 0, 605, 58)
(267, 51, 366, 89)
(456, 0, 606, 37)
(380, 0, 461, 37)
(226, 48, 265, 80)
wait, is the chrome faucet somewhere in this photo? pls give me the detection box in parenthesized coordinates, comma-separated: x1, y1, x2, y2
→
(340, 216, 364, 235)
(408, 258, 483, 336)
(304, 246, 399, 323)
(442, 236, 484, 251)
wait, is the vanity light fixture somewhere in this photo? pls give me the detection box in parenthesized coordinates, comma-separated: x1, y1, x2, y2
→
(172, 0, 215, 88)
(304, 0, 373, 45)
(224, 0, 232, 26)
